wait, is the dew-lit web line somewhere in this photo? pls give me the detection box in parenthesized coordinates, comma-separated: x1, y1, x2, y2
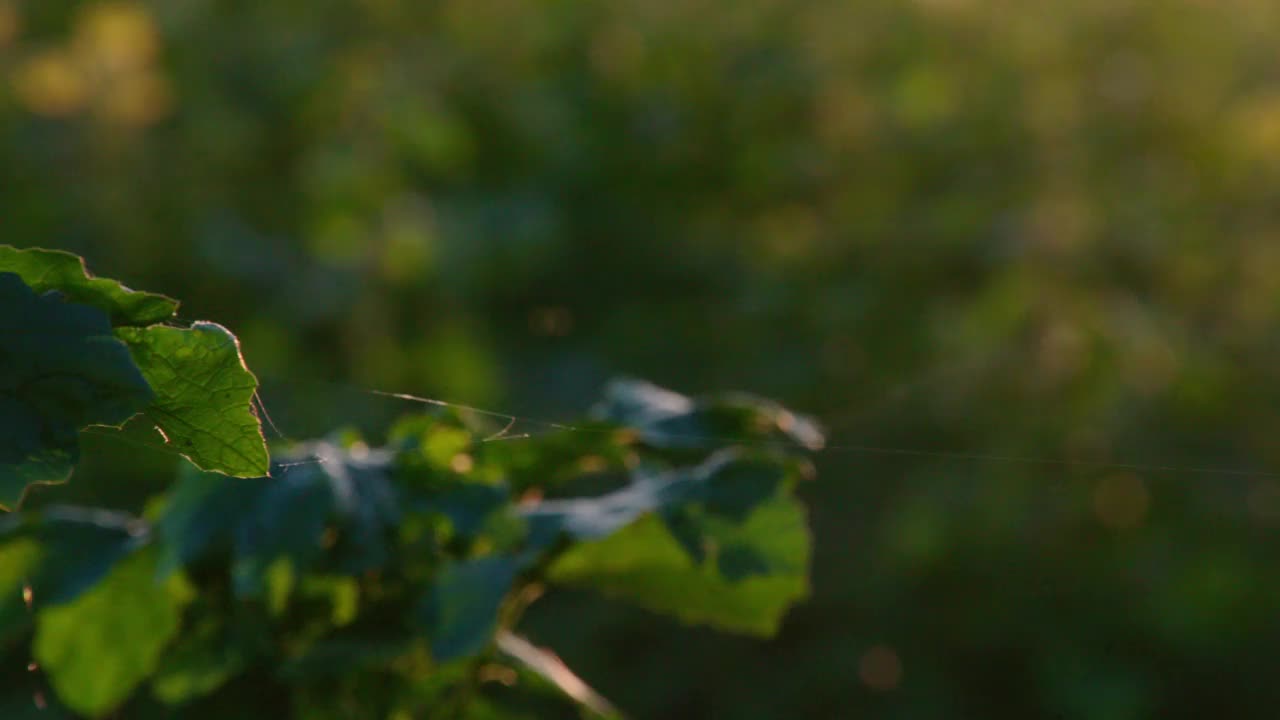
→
(367, 389, 581, 433)
(253, 390, 286, 441)
(287, 381, 1280, 481)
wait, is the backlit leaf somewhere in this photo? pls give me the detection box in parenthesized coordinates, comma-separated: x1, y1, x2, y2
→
(547, 498, 810, 636)
(421, 556, 518, 662)
(537, 454, 811, 636)
(35, 547, 193, 717)
(0, 246, 178, 327)
(0, 506, 146, 609)
(116, 322, 269, 478)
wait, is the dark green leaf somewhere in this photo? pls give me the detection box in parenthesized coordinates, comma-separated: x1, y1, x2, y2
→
(593, 379, 824, 451)
(0, 273, 155, 508)
(521, 451, 795, 551)
(0, 246, 178, 327)
(35, 547, 194, 717)
(156, 464, 267, 577)
(0, 506, 147, 607)
(537, 454, 811, 636)
(547, 497, 809, 636)
(116, 322, 269, 478)
(232, 467, 333, 597)
(308, 442, 400, 574)
(402, 476, 509, 539)
(420, 556, 518, 662)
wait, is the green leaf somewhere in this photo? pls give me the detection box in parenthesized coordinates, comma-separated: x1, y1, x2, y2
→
(0, 273, 155, 509)
(522, 451, 795, 551)
(593, 379, 824, 451)
(232, 468, 333, 597)
(0, 506, 146, 608)
(306, 442, 400, 574)
(230, 442, 404, 595)
(536, 454, 811, 636)
(420, 556, 518, 662)
(116, 322, 269, 478)
(0, 538, 40, 645)
(0, 508, 145, 661)
(548, 499, 809, 636)
(155, 464, 267, 577)
(35, 547, 194, 717)
(0, 246, 178, 327)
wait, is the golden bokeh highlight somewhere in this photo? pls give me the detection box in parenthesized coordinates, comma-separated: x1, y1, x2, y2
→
(74, 2, 159, 74)
(11, 50, 88, 117)
(450, 453, 475, 474)
(0, 1, 20, 50)
(9, 1, 172, 127)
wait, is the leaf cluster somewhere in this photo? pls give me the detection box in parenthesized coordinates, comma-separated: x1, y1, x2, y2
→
(0, 250, 823, 718)
(0, 246, 270, 509)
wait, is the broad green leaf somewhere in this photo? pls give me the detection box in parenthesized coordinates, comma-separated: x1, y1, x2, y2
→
(306, 442, 400, 574)
(0, 538, 40, 645)
(412, 482, 509, 539)
(420, 556, 518, 662)
(231, 442, 403, 595)
(544, 472, 811, 636)
(116, 322, 269, 478)
(0, 506, 146, 608)
(232, 467, 333, 597)
(0, 246, 178, 327)
(521, 451, 797, 555)
(547, 497, 808, 630)
(0, 273, 155, 508)
(35, 547, 194, 717)
(155, 464, 267, 577)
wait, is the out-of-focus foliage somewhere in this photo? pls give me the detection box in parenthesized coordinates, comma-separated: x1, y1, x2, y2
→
(0, 382, 818, 717)
(5, 0, 1280, 716)
(1, 256, 819, 718)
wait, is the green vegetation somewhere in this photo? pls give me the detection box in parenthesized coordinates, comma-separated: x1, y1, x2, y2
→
(5, 0, 1280, 716)
(0, 249, 819, 717)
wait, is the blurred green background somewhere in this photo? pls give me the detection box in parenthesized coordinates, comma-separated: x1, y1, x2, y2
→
(6, 0, 1280, 716)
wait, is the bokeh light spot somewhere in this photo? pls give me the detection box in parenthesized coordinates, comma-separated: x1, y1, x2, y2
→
(859, 645, 903, 692)
(12, 50, 87, 117)
(0, 1, 19, 49)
